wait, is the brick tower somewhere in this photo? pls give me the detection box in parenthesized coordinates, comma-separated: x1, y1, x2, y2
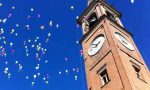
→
(77, 0, 150, 90)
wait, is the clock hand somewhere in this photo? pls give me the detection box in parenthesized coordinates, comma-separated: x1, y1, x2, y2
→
(92, 41, 101, 48)
(97, 41, 101, 46)
(91, 44, 97, 48)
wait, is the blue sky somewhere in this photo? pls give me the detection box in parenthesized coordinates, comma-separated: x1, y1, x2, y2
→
(0, 0, 149, 90)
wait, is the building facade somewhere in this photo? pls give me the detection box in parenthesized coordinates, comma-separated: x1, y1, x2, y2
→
(77, 0, 150, 90)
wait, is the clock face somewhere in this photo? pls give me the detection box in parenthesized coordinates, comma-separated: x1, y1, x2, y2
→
(88, 35, 105, 56)
(115, 32, 134, 51)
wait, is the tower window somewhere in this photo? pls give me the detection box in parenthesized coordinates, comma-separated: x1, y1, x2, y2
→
(87, 13, 98, 29)
(131, 61, 147, 83)
(106, 11, 116, 21)
(99, 69, 110, 86)
(130, 61, 147, 82)
(89, 87, 92, 90)
(132, 65, 141, 78)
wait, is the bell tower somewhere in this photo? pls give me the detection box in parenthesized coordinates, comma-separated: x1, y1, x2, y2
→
(77, 0, 150, 90)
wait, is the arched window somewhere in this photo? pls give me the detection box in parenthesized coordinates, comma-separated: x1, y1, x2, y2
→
(87, 12, 98, 29)
(106, 11, 116, 21)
